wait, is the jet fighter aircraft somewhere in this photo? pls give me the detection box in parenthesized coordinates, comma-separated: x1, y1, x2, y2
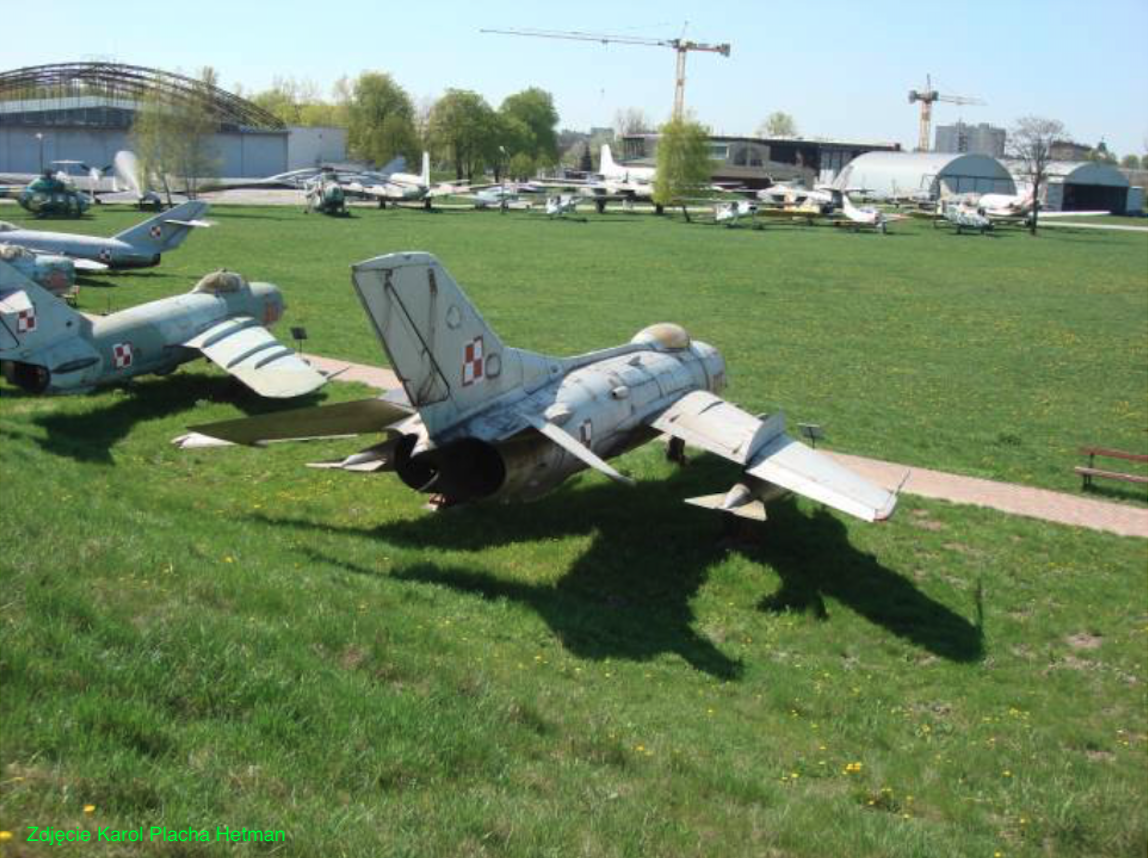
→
(0, 200, 211, 269)
(0, 262, 326, 397)
(0, 244, 78, 298)
(176, 252, 898, 525)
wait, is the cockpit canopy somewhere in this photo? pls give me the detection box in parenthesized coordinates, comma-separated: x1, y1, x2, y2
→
(631, 323, 691, 351)
(192, 269, 248, 294)
(0, 244, 34, 260)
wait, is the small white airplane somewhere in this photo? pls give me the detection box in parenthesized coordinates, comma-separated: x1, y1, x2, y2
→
(973, 189, 1108, 223)
(839, 194, 906, 233)
(935, 200, 993, 234)
(713, 199, 758, 226)
(545, 193, 582, 218)
(756, 181, 835, 209)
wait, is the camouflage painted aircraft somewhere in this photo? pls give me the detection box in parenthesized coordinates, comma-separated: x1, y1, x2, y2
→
(177, 252, 899, 525)
(303, 170, 348, 215)
(8, 171, 92, 218)
(0, 201, 211, 270)
(0, 262, 326, 397)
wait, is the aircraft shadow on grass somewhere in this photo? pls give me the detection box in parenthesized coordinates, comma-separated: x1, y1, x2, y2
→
(1, 372, 321, 465)
(257, 454, 984, 678)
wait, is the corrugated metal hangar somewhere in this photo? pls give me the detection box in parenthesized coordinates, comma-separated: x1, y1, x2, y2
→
(0, 62, 345, 177)
(834, 152, 1016, 198)
(1008, 160, 1133, 213)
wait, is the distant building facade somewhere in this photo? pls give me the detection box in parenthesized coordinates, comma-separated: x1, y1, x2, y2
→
(934, 122, 1006, 158)
(621, 134, 900, 188)
(0, 62, 345, 178)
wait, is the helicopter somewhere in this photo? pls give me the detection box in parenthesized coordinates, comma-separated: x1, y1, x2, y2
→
(12, 171, 92, 218)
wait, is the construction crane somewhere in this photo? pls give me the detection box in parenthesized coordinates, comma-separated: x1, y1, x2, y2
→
(908, 74, 985, 151)
(480, 28, 731, 121)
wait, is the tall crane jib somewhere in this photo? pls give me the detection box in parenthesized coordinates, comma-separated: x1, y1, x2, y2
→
(481, 28, 730, 121)
(907, 74, 985, 151)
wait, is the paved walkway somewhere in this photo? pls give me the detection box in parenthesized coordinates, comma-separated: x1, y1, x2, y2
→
(303, 354, 1148, 538)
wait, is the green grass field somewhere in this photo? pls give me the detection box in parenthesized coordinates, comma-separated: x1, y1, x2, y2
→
(1, 203, 1145, 856)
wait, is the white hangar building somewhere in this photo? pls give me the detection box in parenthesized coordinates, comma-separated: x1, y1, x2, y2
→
(833, 151, 1016, 199)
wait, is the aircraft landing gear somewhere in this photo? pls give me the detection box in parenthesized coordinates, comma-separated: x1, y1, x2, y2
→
(666, 436, 688, 466)
(595, 199, 607, 215)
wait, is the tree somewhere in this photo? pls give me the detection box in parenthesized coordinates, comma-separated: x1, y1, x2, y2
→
(653, 118, 713, 221)
(130, 66, 220, 201)
(250, 76, 347, 128)
(1120, 154, 1140, 170)
(346, 72, 419, 167)
(579, 142, 593, 173)
(507, 152, 536, 181)
(427, 89, 498, 181)
(499, 87, 560, 167)
(1007, 116, 1065, 235)
(615, 107, 653, 136)
(757, 111, 798, 138)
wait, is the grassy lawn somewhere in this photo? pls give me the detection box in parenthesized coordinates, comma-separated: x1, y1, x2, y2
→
(1, 203, 1145, 856)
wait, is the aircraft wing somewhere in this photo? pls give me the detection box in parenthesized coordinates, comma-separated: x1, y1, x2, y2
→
(177, 396, 414, 448)
(183, 317, 327, 398)
(649, 390, 897, 522)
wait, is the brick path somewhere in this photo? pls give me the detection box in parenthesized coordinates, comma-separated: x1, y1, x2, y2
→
(304, 354, 1148, 538)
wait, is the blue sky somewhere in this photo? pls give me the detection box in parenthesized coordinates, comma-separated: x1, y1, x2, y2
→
(8, 0, 1148, 155)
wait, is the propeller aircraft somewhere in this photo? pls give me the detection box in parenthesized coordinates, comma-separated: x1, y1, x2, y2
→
(176, 252, 900, 527)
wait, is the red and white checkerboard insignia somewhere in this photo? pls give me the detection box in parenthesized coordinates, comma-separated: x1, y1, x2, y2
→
(112, 342, 134, 369)
(579, 419, 592, 447)
(461, 336, 484, 386)
(149, 224, 164, 239)
(98, 248, 112, 262)
(16, 307, 36, 334)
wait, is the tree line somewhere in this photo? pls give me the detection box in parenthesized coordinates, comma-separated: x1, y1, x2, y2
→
(247, 73, 560, 181)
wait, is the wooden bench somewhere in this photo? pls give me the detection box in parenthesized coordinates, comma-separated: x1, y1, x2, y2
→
(1075, 447, 1148, 489)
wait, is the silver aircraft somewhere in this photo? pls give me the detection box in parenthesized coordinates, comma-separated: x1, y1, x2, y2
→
(0, 201, 211, 270)
(176, 252, 898, 525)
(0, 262, 326, 397)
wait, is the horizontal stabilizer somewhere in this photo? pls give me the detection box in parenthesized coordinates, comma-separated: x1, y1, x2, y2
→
(171, 432, 235, 449)
(527, 415, 634, 487)
(306, 438, 400, 472)
(684, 493, 768, 521)
(747, 434, 897, 522)
(163, 218, 213, 228)
(185, 317, 326, 398)
(183, 397, 412, 446)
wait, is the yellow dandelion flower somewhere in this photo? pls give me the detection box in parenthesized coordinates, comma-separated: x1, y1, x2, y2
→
(83, 804, 95, 813)
(0, 831, 12, 841)
(1003, 770, 1012, 777)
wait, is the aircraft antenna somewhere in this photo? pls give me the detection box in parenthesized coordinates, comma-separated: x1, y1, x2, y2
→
(480, 27, 731, 121)
(907, 74, 985, 152)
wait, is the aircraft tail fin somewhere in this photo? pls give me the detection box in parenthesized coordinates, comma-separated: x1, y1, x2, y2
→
(421, 151, 430, 187)
(378, 155, 406, 176)
(351, 252, 550, 437)
(112, 200, 211, 253)
(0, 259, 85, 354)
(600, 144, 617, 175)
